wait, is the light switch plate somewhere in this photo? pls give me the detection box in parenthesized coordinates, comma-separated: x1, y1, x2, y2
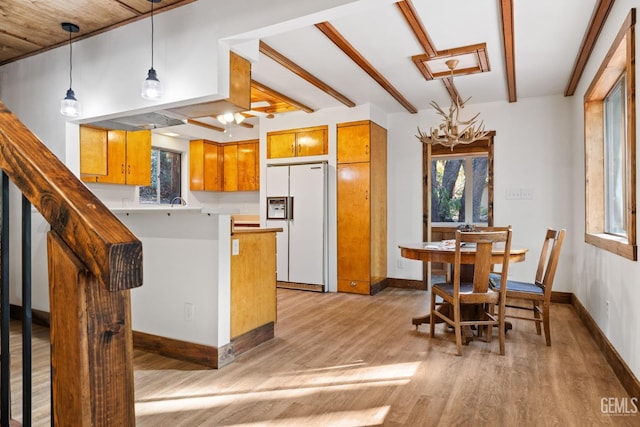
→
(232, 239, 240, 255)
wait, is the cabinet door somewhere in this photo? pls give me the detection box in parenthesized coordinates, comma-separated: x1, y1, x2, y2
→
(223, 144, 238, 191)
(337, 162, 371, 288)
(296, 128, 327, 157)
(96, 130, 126, 184)
(238, 141, 258, 191)
(337, 122, 371, 163)
(80, 126, 107, 181)
(204, 142, 223, 191)
(267, 133, 295, 158)
(125, 130, 151, 186)
(189, 140, 205, 191)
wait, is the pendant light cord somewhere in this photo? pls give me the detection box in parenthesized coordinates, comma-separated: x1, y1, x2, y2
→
(68, 30, 73, 90)
(150, 0, 155, 69)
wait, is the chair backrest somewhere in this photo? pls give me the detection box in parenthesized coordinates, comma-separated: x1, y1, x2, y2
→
(535, 228, 566, 298)
(453, 227, 512, 295)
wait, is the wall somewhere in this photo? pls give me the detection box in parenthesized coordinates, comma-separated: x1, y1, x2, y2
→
(387, 95, 574, 289)
(568, 0, 640, 379)
(117, 212, 230, 346)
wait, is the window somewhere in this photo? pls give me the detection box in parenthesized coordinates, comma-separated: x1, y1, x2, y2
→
(584, 10, 636, 260)
(604, 77, 626, 237)
(422, 134, 494, 242)
(139, 148, 182, 204)
(431, 155, 489, 225)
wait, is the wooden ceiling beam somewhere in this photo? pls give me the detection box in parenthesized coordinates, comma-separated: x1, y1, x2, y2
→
(186, 119, 224, 133)
(499, 0, 517, 102)
(397, 0, 465, 107)
(259, 41, 355, 108)
(396, 0, 438, 57)
(565, 0, 616, 96)
(251, 80, 315, 114)
(315, 21, 418, 113)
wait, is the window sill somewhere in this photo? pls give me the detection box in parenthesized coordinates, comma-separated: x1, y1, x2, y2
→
(585, 232, 637, 261)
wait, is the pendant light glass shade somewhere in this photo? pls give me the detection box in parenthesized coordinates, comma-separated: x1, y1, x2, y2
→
(60, 22, 81, 117)
(61, 89, 81, 117)
(141, 67, 163, 100)
(142, 0, 163, 101)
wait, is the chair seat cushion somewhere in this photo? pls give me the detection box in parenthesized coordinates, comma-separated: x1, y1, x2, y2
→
(432, 282, 476, 295)
(489, 273, 543, 295)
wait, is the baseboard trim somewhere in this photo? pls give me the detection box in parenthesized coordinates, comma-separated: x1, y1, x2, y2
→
(133, 331, 223, 369)
(386, 277, 426, 290)
(571, 296, 640, 399)
(370, 278, 388, 295)
(277, 281, 323, 292)
(232, 322, 275, 357)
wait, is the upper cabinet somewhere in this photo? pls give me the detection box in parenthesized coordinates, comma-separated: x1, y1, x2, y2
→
(80, 126, 151, 186)
(190, 139, 223, 192)
(267, 125, 328, 159)
(190, 139, 259, 192)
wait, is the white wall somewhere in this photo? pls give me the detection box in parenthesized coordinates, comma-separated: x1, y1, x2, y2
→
(568, 0, 640, 379)
(387, 95, 575, 289)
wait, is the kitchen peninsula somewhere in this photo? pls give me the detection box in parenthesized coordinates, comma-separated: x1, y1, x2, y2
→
(113, 208, 280, 368)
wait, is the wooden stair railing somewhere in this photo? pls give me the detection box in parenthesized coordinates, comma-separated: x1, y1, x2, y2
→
(0, 101, 142, 425)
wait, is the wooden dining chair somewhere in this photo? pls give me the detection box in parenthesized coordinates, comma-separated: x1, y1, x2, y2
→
(430, 228, 512, 356)
(490, 228, 566, 346)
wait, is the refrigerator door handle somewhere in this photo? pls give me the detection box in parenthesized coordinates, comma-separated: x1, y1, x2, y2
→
(288, 196, 294, 220)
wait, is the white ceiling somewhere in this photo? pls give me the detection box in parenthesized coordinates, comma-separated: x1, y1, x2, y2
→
(245, 0, 598, 116)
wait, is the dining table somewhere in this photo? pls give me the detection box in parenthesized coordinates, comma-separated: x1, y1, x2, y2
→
(398, 240, 528, 328)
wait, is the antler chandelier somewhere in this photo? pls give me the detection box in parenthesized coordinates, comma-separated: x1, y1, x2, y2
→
(416, 59, 488, 150)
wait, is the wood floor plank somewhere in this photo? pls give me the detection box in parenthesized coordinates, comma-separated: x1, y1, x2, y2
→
(6, 287, 639, 426)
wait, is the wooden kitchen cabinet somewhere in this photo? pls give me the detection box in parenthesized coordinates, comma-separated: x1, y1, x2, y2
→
(223, 143, 238, 191)
(222, 140, 259, 192)
(80, 125, 107, 177)
(267, 126, 328, 159)
(336, 120, 387, 295)
(237, 140, 259, 191)
(80, 126, 151, 185)
(190, 139, 259, 192)
(230, 230, 278, 339)
(190, 139, 223, 191)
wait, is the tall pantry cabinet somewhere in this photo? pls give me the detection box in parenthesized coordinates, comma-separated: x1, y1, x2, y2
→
(336, 120, 387, 295)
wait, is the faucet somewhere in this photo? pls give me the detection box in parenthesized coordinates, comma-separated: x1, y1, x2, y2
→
(170, 196, 186, 207)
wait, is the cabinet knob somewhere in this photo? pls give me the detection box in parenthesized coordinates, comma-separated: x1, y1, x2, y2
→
(350, 281, 357, 287)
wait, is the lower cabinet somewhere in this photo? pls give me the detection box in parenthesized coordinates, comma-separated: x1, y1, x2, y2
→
(230, 231, 277, 339)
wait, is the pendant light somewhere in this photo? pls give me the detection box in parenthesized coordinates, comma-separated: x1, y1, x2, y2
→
(141, 0, 163, 100)
(60, 22, 81, 117)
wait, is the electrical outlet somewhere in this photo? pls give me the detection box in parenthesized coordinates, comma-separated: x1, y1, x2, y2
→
(397, 258, 404, 269)
(232, 239, 240, 255)
(184, 303, 194, 322)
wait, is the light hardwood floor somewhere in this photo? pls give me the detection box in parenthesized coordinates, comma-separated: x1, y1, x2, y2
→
(8, 287, 639, 426)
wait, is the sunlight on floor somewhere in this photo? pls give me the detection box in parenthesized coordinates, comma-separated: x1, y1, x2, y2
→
(222, 406, 391, 427)
(135, 362, 419, 417)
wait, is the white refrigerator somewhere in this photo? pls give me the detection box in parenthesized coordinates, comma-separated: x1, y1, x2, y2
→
(265, 162, 328, 290)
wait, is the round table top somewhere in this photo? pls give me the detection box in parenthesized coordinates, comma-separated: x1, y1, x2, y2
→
(398, 241, 528, 264)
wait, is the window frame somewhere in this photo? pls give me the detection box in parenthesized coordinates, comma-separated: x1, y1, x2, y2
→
(139, 147, 182, 205)
(584, 10, 637, 260)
